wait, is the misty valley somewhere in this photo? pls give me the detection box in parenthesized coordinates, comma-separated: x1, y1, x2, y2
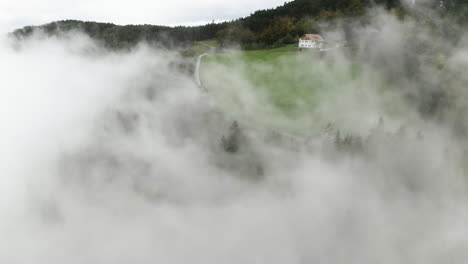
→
(2, 0, 468, 263)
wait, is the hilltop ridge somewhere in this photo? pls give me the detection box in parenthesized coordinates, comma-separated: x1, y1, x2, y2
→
(11, 0, 467, 49)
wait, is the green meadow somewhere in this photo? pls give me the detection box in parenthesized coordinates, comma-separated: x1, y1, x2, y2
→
(200, 46, 409, 136)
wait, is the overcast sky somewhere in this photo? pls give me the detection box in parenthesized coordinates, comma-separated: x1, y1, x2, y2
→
(0, 0, 289, 33)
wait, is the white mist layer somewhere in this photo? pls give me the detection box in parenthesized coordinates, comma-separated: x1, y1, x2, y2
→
(1, 24, 468, 264)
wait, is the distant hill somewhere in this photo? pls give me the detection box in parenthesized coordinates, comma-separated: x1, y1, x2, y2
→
(11, 0, 467, 49)
(11, 20, 228, 49)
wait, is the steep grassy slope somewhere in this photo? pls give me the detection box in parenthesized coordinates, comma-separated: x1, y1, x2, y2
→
(200, 48, 409, 135)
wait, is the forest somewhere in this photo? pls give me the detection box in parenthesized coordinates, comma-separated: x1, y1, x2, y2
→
(11, 0, 468, 49)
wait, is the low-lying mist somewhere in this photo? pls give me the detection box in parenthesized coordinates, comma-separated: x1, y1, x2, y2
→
(1, 7, 468, 263)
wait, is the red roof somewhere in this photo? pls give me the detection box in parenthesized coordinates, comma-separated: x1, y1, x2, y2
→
(300, 34, 324, 42)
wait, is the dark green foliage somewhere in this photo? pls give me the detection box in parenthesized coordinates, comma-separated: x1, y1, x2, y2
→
(220, 0, 380, 48)
(216, 26, 256, 48)
(12, 20, 229, 49)
(333, 130, 364, 153)
(221, 121, 242, 153)
(10, 0, 466, 52)
(11, 0, 409, 49)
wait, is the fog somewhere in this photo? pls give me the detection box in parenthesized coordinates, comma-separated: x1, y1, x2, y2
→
(1, 8, 468, 263)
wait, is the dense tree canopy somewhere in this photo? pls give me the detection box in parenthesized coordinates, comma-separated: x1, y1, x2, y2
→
(11, 0, 467, 49)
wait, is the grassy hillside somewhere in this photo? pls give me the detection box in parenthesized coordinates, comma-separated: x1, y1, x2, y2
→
(200, 47, 409, 135)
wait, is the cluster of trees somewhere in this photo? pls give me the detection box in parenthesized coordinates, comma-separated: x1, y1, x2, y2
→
(12, 0, 467, 49)
(12, 20, 229, 49)
(216, 0, 373, 49)
(213, 0, 465, 50)
(10, 0, 407, 49)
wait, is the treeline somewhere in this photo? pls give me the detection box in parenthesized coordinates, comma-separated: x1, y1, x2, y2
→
(8, 0, 407, 49)
(12, 20, 228, 49)
(217, 0, 468, 49)
(218, 0, 373, 49)
(11, 0, 468, 49)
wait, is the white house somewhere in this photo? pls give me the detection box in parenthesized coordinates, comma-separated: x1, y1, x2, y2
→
(298, 34, 325, 49)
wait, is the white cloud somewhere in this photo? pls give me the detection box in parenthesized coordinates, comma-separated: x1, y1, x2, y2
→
(0, 0, 289, 33)
(1, 10, 468, 262)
